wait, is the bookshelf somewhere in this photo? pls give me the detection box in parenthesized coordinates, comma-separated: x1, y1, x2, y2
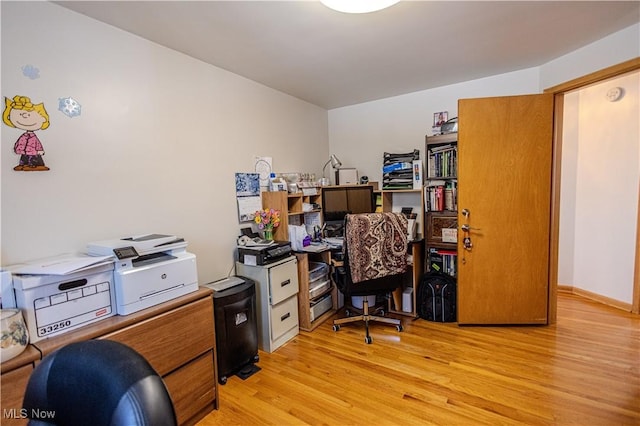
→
(261, 189, 323, 242)
(378, 188, 424, 318)
(425, 132, 458, 278)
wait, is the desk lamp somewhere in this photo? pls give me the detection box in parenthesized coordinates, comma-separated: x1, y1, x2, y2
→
(322, 154, 342, 186)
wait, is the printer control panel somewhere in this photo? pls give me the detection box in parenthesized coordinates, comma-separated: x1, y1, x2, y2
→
(113, 246, 139, 260)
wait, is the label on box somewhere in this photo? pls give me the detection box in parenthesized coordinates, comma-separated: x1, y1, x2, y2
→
(442, 228, 457, 243)
(34, 281, 113, 338)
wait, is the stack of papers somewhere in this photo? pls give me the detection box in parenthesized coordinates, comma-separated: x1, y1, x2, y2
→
(244, 239, 274, 247)
(301, 243, 329, 253)
(323, 237, 344, 249)
(10, 254, 114, 276)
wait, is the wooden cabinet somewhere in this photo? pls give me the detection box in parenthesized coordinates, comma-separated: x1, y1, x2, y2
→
(236, 256, 299, 353)
(425, 132, 458, 278)
(0, 345, 41, 426)
(294, 251, 339, 331)
(25, 288, 218, 426)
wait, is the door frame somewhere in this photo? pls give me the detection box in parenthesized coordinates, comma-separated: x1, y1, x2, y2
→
(544, 57, 640, 322)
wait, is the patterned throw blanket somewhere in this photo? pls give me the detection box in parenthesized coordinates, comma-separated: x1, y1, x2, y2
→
(345, 212, 408, 284)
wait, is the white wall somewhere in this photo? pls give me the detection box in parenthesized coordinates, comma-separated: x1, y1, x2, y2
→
(0, 2, 328, 284)
(559, 72, 640, 303)
(328, 23, 640, 187)
(2, 2, 638, 292)
(327, 68, 540, 186)
(328, 22, 639, 304)
(540, 23, 640, 91)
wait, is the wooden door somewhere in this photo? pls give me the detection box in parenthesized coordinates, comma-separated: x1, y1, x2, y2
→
(457, 94, 554, 324)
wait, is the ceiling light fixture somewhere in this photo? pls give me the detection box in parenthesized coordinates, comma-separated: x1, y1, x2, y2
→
(320, 0, 400, 14)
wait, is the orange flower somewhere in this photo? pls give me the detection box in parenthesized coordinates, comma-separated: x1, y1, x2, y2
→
(254, 208, 280, 230)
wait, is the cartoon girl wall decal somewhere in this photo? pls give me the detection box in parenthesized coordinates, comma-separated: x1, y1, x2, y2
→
(2, 95, 51, 171)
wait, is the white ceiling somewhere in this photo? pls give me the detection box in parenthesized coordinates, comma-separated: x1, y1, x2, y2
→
(55, 1, 640, 109)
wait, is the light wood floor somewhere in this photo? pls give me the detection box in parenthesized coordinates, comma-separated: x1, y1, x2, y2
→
(198, 292, 640, 425)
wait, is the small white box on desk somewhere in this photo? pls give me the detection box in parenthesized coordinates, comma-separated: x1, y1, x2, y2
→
(336, 168, 358, 185)
(12, 262, 115, 342)
(402, 287, 413, 313)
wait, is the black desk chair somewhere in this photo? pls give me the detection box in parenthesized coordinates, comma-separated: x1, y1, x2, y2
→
(332, 212, 408, 344)
(23, 340, 177, 426)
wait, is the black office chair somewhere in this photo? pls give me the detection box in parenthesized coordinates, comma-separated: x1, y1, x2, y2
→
(332, 212, 409, 344)
(22, 340, 177, 426)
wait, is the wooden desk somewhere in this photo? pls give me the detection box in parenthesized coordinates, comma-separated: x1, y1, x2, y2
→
(0, 345, 41, 426)
(1, 288, 218, 426)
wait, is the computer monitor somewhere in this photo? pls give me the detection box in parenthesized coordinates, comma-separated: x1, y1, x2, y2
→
(322, 186, 374, 237)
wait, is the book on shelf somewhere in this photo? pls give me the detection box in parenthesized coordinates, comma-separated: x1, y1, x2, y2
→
(429, 144, 455, 153)
(428, 147, 457, 178)
(428, 247, 457, 277)
(425, 184, 452, 211)
(425, 180, 457, 212)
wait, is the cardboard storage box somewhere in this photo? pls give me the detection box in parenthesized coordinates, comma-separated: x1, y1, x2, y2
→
(12, 263, 115, 342)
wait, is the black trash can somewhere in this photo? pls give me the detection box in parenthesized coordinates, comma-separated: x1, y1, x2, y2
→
(205, 276, 259, 385)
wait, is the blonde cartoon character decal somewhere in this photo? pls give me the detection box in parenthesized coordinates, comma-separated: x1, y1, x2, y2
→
(3, 95, 50, 171)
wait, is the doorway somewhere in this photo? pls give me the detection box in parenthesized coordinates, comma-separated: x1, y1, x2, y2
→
(558, 72, 639, 309)
(546, 58, 640, 318)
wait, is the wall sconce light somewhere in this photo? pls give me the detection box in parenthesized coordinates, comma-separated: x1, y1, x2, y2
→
(321, 154, 342, 186)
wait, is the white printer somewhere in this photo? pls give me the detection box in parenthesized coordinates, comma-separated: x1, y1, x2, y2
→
(87, 234, 199, 315)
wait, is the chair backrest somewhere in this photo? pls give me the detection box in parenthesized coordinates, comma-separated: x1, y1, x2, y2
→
(337, 212, 409, 296)
(23, 340, 177, 426)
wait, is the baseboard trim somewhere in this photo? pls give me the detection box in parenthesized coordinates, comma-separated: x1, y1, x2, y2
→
(557, 284, 632, 312)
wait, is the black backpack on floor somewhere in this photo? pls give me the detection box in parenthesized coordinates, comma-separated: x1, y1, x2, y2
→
(417, 272, 457, 322)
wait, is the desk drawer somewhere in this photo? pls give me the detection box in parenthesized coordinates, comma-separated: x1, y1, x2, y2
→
(269, 259, 298, 305)
(164, 351, 215, 425)
(1, 363, 33, 426)
(100, 297, 214, 376)
(270, 296, 298, 341)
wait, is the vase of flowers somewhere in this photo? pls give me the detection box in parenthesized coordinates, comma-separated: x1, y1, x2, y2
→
(254, 208, 280, 241)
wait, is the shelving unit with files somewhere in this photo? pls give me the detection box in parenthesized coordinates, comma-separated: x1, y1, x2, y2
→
(261, 189, 323, 242)
(388, 240, 424, 318)
(295, 251, 339, 331)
